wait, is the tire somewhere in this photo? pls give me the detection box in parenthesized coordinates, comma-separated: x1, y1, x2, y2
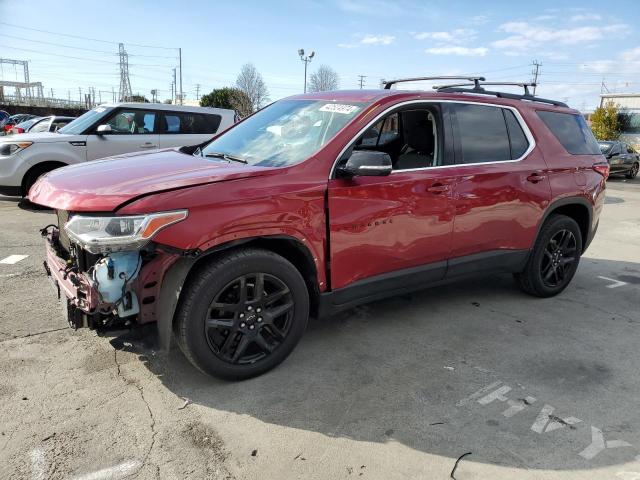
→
(514, 214, 583, 298)
(22, 164, 61, 196)
(625, 162, 639, 179)
(175, 248, 309, 380)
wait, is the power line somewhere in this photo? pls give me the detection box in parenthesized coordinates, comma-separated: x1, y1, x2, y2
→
(0, 21, 178, 50)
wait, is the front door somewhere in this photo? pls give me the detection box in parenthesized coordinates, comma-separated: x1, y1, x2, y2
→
(86, 108, 159, 160)
(328, 103, 456, 291)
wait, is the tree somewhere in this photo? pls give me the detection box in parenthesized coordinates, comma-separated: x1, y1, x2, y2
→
(308, 65, 339, 92)
(129, 94, 150, 103)
(236, 63, 269, 113)
(590, 101, 620, 140)
(200, 87, 252, 117)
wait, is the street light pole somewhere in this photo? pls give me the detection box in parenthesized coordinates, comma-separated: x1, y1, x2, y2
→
(298, 48, 315, 93)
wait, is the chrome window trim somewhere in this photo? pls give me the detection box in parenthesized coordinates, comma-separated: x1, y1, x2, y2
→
(329, 99, 536, 178)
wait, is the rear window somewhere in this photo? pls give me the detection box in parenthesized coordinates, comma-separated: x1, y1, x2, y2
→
(163, 112, 221, 134)
(537, 111, 601, 155)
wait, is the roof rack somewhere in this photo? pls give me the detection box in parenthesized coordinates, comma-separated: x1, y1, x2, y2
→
(383, 76, 485, 90)
(433, 81, 568, 107)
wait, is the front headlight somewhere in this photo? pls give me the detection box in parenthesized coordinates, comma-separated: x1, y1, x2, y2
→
(64, 210, 188, 253)
(0, 141, 32, 156)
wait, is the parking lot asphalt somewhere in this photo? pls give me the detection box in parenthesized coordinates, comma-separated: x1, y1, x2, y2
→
(0, 176, 639, 480)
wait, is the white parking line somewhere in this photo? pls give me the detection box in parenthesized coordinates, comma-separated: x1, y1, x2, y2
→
(0, 254, 29, 265)
(598, 276, 628, 289)
(68, 459, 143, 480)
(30, 447, 46, 480)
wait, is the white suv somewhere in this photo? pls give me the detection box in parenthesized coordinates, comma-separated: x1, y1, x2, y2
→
(0, 103, 236, 196)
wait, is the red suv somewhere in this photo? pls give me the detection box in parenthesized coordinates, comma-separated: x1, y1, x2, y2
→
(30, 77, 608, 380)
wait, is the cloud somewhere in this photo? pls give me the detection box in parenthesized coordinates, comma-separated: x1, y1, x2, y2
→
(492, 22, 630, 53)
(335, 0, 403, 15)
(412, 28, 476, 44)
(360, 34, 395, 45)
(426, 46, 488, 57)
(570, 13, 602, 22)
(338, 33, 395, 48)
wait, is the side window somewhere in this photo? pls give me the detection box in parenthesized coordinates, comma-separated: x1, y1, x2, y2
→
(162, 113, 221, 134)
(611, 144, 621, 155)
(503, 109, 530, 159)
(29, 119, 50, 133)
(537, 110, 601, 155)
(627, 144, 635, 154)
(395, 109, 439, 170)
(360, 113, 400, 147)
(453, 104, 510, 163)
(106, 110, 156, 134)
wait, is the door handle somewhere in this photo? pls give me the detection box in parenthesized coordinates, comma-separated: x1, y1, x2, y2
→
(526, 173, 546, 183)
(140, 142, 157, 148)
(426, 183, 449, 194)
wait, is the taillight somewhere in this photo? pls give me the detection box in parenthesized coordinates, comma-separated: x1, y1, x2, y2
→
(14, 127, 24, 134)
(593, 162, 610, 179)
(3, 124, 12, 132)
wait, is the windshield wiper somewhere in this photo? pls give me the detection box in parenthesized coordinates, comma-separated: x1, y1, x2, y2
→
(204, 152, 248, 164)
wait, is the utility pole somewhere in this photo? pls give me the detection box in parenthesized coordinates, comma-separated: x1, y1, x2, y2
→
(531, 60, 542, 95)
(172, 68, 177, 103)
(358, 75, 366, 89)
(50, 88, 54, 98)
(78, 87, 82, 103)
(195, 83, 201, 100)
(178, 48, 183, 105)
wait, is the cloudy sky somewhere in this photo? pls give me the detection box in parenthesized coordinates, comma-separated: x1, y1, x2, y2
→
(0, 0, 638, 110)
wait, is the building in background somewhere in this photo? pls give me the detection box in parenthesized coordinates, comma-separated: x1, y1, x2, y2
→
(600, 93, 640, 146)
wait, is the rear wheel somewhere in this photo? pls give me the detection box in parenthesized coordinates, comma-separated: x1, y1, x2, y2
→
(626, 162, 639, 179)
(175, 248, 309, 380)
(514, 215, 582, 297)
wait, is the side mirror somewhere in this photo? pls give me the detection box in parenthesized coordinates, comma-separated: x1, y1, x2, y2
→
(96, 124, 112, 135)
(337, 150, 392, 178)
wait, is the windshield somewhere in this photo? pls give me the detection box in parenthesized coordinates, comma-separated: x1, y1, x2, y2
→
(58, 106, 113, 135)
(200, 99, 366, 167)
(598, 142, 613, 154)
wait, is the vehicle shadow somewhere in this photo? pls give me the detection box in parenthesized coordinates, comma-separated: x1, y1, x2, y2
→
(120, 259, 640, 472)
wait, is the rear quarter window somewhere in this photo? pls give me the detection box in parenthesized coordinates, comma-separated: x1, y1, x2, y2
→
(164, 112, 221, 134)
(537, 111, 601, 155)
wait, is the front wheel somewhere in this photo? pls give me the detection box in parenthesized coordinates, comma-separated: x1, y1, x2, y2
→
(175, 248, 309, 380)
(625, 162, 639, 179)
(514, 215, 583, 297)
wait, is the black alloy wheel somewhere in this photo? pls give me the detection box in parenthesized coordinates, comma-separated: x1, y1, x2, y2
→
(514, 214, 583, 297)
(205, 273, 294, 364)
(175, 248, 309, 380)
(539, 229, 577, 288)
(626, 162, 639, 179)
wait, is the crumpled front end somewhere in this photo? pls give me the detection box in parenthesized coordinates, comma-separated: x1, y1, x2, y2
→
(42, 210, 182, 331)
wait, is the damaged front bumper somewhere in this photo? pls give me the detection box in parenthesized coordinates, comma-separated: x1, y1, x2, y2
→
(42, 228, 180, 331)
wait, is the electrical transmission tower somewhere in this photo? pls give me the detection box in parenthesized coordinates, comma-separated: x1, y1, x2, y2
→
(118, 43, 133, 102)
(358, 75, 366, 89)
(531, 60, 542, 95)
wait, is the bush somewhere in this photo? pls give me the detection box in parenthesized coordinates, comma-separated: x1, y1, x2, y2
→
(590, 101, 620, 140)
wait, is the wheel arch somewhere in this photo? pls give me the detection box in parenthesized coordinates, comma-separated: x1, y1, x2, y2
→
(156, 235, 322, 351)
(536, 197, 592, 253)
(22, 161, 68, 195)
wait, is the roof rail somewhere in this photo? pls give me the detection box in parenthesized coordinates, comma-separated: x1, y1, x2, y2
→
(433, 81, 568, 108)
(383, 76, 485, 90)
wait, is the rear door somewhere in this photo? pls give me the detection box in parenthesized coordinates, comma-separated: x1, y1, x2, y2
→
(85, 108, 159, 160)
(158, 111, 222, 148)
(446, 102, 551, 274)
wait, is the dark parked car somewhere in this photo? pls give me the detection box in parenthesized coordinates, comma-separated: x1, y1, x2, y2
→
(0, 114, 37, 136)
(30, 77, 607, 380)
(598, 141, 639, 179)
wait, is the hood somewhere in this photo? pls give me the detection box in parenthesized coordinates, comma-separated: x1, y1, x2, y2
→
(29, 149, 277, 211)
(0, 132, 83, 143)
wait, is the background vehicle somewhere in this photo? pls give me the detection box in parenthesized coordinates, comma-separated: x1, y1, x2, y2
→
(598, 140, 639, 179)
(0, 114, 37, 136)
(0, 110, 9, 123)
(9, 116, 44, 134)
(30, 78, 607, 380)
(23, 115, 75, 134)
(0, 103, 235, 196)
